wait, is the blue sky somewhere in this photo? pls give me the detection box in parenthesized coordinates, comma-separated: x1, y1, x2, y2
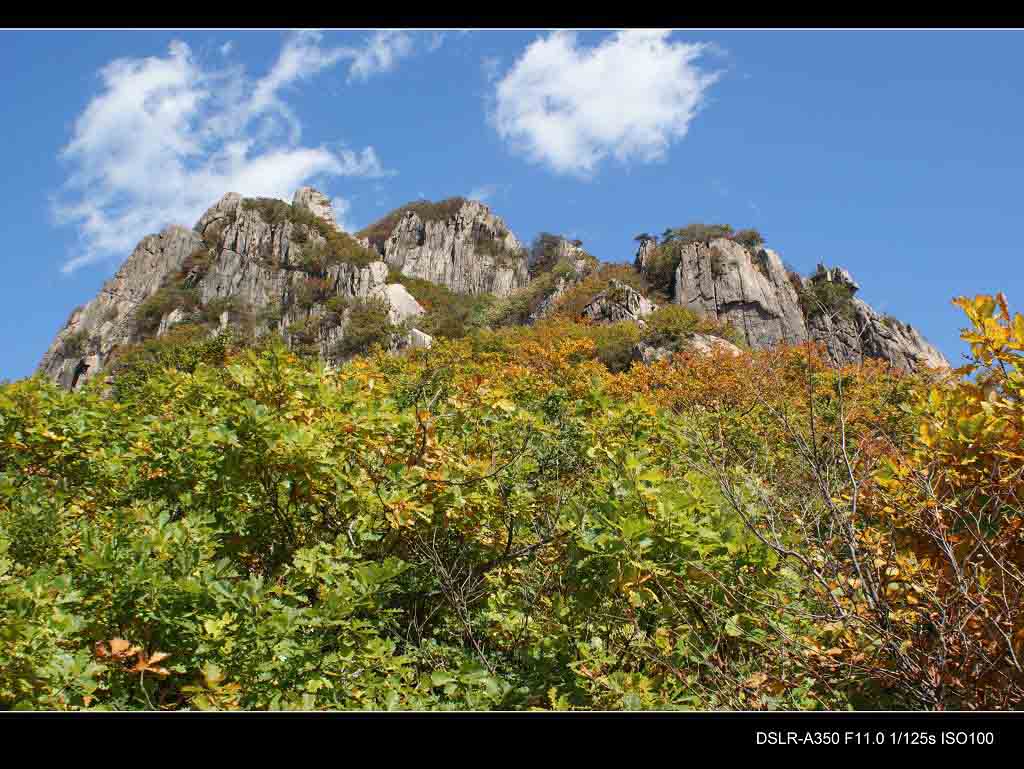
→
(1, 29, 1021, 380)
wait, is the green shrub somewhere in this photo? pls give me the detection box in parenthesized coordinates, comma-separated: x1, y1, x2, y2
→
(107, 323, 237, 402)
(198, 297, 248, 327)
(356, 198, 467, 251)
(752, 249, 773, 280)
(61, 329, 88, 357)
(241, 198, 377, 270)
(529, 232, 567, 275)
(475, 232, 525, 267)
(333, 298, 399, 359)
(787, 270, 804, 297)
(799, 279, 856, 321)
(178, 248, 215, 284)
(390, 274, 496, 340)
(643, 306, 701, 348)
(259, 302, 284, 330)
(733, 228, 765, 249)
(134, 287, 200, 337)
(242, 197, 292, 226)
(554, 265, 648, 321)
(294, 277, 334, 309)
(590, 321, 642, 373)
(661, 223, 734, 246)
(642, 244, 681, 300)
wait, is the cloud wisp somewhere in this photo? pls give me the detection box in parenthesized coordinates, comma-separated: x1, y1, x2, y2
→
(491, 30, 720, 178)
(54, 30, 436, 274)
(467, 184, 499, 203)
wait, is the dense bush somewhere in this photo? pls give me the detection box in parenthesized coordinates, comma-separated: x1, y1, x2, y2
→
(551, 265, 647, 320)
(134, 287, 201, 337)
(177, 248, 215, 285)
(105, 324, 240, 403)
(641, 244, 682, 300)
(589, 321, 642, 372)
(242, 197, 292, 226)
(529, 232, 568, 275)
(286, 317, 324, 358)
(473, 232, 524, 267)
(61, 330, 88, 357)
(799, 277, 856, 321)
(294, 277, 335, 310)
(333, 298, 400, 360)
(389, 272, 494, 340)
(661, 223, 734, 246)
(733, 228, 765, 249)
(4, 291, 1021, 712)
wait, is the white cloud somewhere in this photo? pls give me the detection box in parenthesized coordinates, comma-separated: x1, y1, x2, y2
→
(467, 184, 498, 202)
(220, 41, 233, 56)
(55, 33, 397, 274)
(491, 30, 720, 177)
(347, 30, 415, 83)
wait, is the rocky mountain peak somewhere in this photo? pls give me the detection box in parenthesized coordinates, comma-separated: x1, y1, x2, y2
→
(38, 193, 953, 392)
(360, 197, 530, 297)
(633, 235, 949, 373)
(292, 187, 339, 231)
(810, 264, 861, 294)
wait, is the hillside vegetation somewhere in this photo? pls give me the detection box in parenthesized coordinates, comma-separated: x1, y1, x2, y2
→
(5, 276, 1021, 710)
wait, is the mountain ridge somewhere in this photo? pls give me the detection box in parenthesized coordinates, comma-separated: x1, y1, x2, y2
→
(38, 187, 949, 390)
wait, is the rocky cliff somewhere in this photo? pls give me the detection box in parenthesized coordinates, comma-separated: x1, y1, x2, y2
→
(40, 188, 432, 389)
(359, 198, 530, 297)
(39, 193, 949, 390)
(636, 237, 949, 371)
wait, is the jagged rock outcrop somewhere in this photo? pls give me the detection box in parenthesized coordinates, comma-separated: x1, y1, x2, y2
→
(637, 238, 948, 372)
(369, 200, 529, 297)
(669, 239, 807, 349)
(406, 328, 434, 350)
(40, 189, 430, 390)
(803, 267, 948, 371)
(582, 280, 657, 325)
(633, 333, 743, 364)
(38, 225, 207, 389)
(634, 237, 658, 273)
(39, 189, 951, 391)
(292, 187, 339, 231)
(527, 240, 599, 323)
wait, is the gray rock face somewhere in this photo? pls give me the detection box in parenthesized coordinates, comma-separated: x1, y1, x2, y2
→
(803, 269, 949, 371)
(581, 280, 657, 325)
(405, 328, 434, 350)
(632, 333, 742, 365)
(632, 341, 673, 365)
(670, 238, 807, 349)
(40, 189, 430, 389)
(38, 225, 207, 389)
(377, 200, 529, 297)
(687, 333, 743, 357)
(634, 238, 658, 273)
(636, 238, 948, 372)
(528, 243, 599, 324)
(39, 188, 951, 390)
(293, 187, 339, 231)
